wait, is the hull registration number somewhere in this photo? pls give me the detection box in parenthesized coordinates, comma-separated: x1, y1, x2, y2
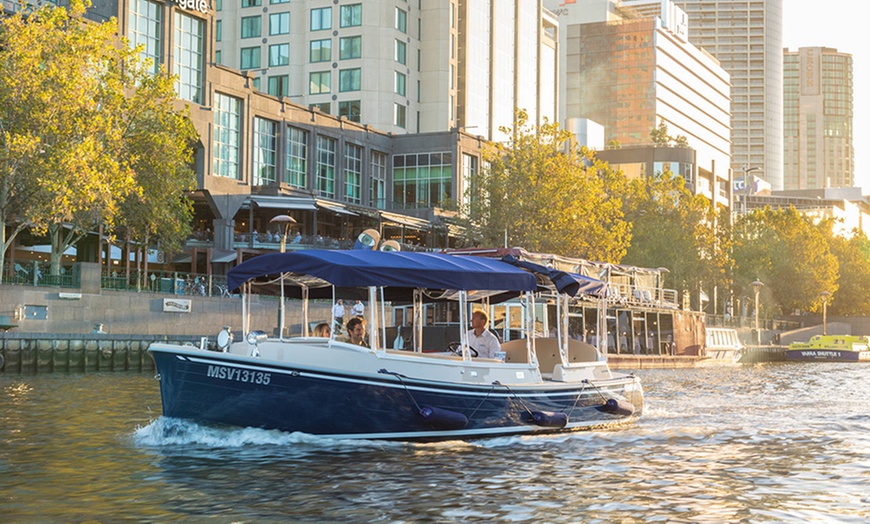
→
(207, 365, 271, 385)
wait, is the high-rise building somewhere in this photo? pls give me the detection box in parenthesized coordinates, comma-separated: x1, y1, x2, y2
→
(668, 0, 784, 190)
(545, 0, 732, 208)
(783, 47, 854, 190)
(214, 0, 558, 142)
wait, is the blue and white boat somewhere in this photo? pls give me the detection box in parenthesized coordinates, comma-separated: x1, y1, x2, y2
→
(148, 250, 643, 441)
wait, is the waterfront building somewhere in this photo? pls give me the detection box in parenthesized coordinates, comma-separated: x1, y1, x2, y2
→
(744, 187, 870, 239)
(783, 47, 854, 190)
(214, 0, 558, 142)
(667, 0, 784, 191)
(545, 0, 732, 210)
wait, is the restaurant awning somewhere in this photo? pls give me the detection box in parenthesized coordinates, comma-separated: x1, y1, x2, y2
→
(379, 211, 431, 230)
(247, 195, 317, 211)
(316, 199, 358, 216)
(211, 250, 237, 264)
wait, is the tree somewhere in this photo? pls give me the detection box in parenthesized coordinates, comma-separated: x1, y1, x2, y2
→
(461, 110, 631, 262)
(826, 231, 870, 316)
(621, 171, 731, 306)
(649, 121, 689, 147)
(0, 2, 196, 279)
(732, 207, 838, 314)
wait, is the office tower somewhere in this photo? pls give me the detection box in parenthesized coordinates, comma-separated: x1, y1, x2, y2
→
(783, 47, 854, 190)
(546, 0, 732, 207)
(670, 0, 784, 190)
(215, 0, 557, 142)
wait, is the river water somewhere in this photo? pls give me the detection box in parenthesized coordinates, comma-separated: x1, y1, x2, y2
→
(1, 363, 868, 523)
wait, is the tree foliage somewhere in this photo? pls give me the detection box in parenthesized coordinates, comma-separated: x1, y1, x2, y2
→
(826, 231, 870, 316)
(461, 110, 630, 262)
(732, 207, 838, 314)
(0, 1, 196, 278)
(621, 171, 731, 302)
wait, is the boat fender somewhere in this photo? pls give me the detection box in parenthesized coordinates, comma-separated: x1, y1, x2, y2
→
(597, 398, 635, 416)
(418, 405, 468, 430)
(527, 411, 569, 428)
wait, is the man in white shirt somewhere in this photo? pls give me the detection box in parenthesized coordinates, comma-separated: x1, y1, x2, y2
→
(467, 310, 502, 359)
(351, 300, 364, 317)
(332, 300, 345, 333)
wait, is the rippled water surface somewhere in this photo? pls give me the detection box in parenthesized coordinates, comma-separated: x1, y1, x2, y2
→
(1, 364, 869, 522)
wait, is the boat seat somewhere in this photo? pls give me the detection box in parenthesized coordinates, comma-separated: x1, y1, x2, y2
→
(501, 339, 530, 363)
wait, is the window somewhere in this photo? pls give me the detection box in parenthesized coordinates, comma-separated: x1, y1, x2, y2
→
(395, 8, 407, 33)
(394, 103, 406, 128)
(310, 102, 330, 113)
(128, 0, 162, 75)
(394, 39, 406, 65)
(242, 0, 260, 7)
(215, 49, 222, 64)
(344, 143, 362, 204)
(270, 0, 288, 3)
(213, 93, 241, 179)
(269, 12, 289, 35)
(268, 43, 289, 66)
(393, 152, 454, 208)
(309, 39, 331, 62)
(339, 4, 362, 27)
(241, 15, 261, 38)
(215, 19, 222, 42)
(395, 71, 406, 96)
(267, 75, 288, 97)
(174, 12, 203, 103)
(252, 117, 278, 186)
(339, 36, 361, 59)
(370, 151, 387, 208)
(286, 126, 308, 188)
(316, 135, 337, 198)
(338, 100, 361, 122)
(339, 68, 360, 92)
(310, 7, 331, 31)
(309, 71, 331, 94)
(240, 47, 261, 69)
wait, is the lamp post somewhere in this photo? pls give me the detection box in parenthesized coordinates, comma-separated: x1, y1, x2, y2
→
(742, 165, 761, 215)
(269, 214, 297, 339)
(819, 290, 831, 335)
(751, 279, 764, 344)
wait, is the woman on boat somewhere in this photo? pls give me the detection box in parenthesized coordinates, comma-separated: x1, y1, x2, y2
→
(312, 322, 331, 338)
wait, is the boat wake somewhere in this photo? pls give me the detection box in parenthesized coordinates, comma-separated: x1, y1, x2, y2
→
(132, 416, 405, 451)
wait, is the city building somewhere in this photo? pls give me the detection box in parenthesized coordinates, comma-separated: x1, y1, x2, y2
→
(668, 0, 784, 191)
(783, 47, 854, 190)
(545, 0, 732, 210)
(214, 0, 558, 143)
(744, 187, 870, 239)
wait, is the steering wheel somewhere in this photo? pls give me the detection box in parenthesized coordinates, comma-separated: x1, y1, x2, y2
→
(447, 342, 478, 357)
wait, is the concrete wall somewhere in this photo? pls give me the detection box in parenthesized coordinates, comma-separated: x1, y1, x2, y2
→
(0, 263, 332, 338)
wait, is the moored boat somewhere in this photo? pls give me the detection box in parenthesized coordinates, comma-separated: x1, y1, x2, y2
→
(148, 249, 643, 441)
(701, 328, 745, 365)
(785, 335, 870, 362)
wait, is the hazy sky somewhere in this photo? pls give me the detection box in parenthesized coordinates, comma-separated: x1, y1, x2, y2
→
(782, 0, 867, 191)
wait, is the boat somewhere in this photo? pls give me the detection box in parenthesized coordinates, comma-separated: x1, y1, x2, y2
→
(148, 249, 644, 441)
(701, 328, 744, 365)
(785, 334, 870, 362)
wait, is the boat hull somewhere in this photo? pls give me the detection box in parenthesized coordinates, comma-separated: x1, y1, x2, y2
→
(784, 349, 870, 362)
(150, 345, 643, 441)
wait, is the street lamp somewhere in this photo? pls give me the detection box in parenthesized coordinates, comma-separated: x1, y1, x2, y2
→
(751, 279, 764, 344)
(819, 290, 831, 336)
(269, 215, 297, 338)
(742, 165, 761, 214)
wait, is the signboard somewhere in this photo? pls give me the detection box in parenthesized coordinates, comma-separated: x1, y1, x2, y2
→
(800, 47, 821, 97)
(174, 0, 209, 14)
(163, 298, 192, 313)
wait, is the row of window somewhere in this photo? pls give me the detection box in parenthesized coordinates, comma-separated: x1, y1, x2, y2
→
(214, 92, 391, 205)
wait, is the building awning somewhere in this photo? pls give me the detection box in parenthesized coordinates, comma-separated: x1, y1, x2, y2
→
(247, 195, 318, 211)
(172, 254, 192, 264)
(379, 211, 431, 230)
(211, 250, 237, 264)
(316, 199, 358, 216)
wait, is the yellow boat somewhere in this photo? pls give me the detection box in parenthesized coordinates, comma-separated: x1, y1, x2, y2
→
(786, 335, 870, 362)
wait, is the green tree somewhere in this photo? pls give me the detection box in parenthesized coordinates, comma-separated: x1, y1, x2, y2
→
(462, 110, 630, 262)
(649, 121, 688, 147)
(826, 231, 870, 316)
(732, 207, 838, 314)
(0, 2, 197, 279)
(621, 171, 731, 305)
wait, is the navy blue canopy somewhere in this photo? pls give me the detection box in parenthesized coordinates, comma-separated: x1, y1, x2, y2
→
(227, 250, 538, 294)
(500, 255, 607, 298)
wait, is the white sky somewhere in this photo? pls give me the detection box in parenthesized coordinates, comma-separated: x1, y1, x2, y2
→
(782, 0, 867, 191)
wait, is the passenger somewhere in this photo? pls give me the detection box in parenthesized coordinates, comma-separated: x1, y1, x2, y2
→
(337, 317, 368, 347)
(312, 322, 331, 338)
(467, 310, 501, 359)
